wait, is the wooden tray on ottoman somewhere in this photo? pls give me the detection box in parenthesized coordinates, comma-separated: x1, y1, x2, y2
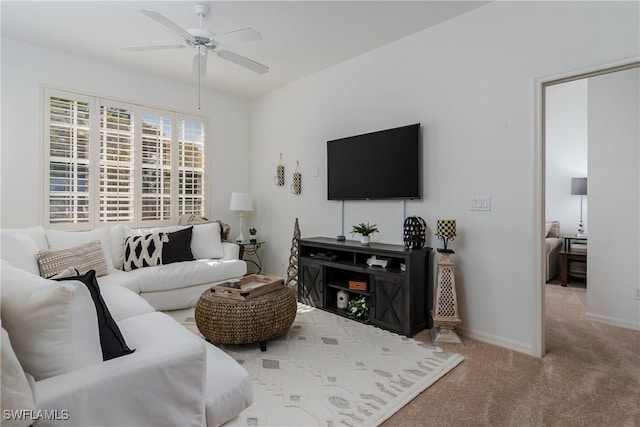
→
(211, 274, 284, 300)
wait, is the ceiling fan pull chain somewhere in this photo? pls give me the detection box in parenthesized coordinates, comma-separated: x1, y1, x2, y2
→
(198, 52, 202, 110)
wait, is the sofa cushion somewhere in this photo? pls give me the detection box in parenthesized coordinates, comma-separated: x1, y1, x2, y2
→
(99, 284, 155, 322)
(0, 262, 102, 381)
(128, 223, 224, 260)
(204, 341, 253, 427)
(98, 269, 141, 294)
(110, 225, 126, 270)
(1, 328, 37, 427)
(191, 222, 224, 259)
(56, 270, 135, 361)
(0, 226, 49, 275)
(128, 258, 247, 294)
(123, 233, 168, 271)
(35, 312, 208, 427)
(163, 226, 195, 265)
(36, 240, 110, 278)
(46, 227, 116, 271)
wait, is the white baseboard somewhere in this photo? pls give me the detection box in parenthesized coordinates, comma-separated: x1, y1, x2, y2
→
(585, 312, 640, 331)
(456, 326, 536, 357)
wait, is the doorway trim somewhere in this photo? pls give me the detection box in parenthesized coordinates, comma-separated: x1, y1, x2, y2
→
(535, 58, 640, 357)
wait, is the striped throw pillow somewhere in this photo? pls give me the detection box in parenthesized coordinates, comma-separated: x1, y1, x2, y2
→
(37, 241, 109, 279)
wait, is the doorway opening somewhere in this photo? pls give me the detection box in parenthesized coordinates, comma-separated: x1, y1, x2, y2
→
(539, 61, 640, 356)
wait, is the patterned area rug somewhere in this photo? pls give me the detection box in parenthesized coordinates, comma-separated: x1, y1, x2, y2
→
(181, 303, 464, 426)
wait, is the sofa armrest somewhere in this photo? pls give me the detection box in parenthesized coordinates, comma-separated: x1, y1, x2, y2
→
(222, 242, 240, 260)
(36, 313, 207, 427)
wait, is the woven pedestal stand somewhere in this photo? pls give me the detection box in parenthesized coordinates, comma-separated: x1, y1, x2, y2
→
(430, 250, 463, 345)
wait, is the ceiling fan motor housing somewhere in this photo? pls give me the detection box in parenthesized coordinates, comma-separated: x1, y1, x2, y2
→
(186, 28, 217, 50)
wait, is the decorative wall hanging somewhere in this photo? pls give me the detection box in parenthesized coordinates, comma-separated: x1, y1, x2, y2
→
(291, 161, 301, 195)
(403, 216, 427, 249)
(275, 153, 285, 186)
(285, 217, 301, 288)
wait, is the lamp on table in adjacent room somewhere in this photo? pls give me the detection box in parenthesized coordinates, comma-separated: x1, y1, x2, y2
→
(571, 177, 587, 237)
(229, 192, 253, 242)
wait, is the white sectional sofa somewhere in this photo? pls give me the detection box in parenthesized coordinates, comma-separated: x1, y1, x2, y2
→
(1, 223, 247, 310)
(0, 223, 253, 426)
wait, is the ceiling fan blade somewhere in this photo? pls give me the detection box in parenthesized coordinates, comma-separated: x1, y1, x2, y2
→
(122, 44, 186, 52)
(217, 50, 269, 74)
(214, 28, 262, 46)
(192, 52, 208, 79)
(139, 9, 193, 40)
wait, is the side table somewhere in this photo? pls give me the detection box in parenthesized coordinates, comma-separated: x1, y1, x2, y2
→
(559, 250, 587, 287)
(237, 240, 265, 274)
(562, 235, 587, 251)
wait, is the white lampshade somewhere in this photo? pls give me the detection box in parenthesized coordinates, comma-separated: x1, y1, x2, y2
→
(229, 192, 253, 212)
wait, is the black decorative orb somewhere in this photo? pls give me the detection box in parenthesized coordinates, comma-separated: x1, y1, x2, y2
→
(403, 216, 427, 249)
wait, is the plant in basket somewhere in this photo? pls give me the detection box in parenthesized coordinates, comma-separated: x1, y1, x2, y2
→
(347, 296, 369, 320)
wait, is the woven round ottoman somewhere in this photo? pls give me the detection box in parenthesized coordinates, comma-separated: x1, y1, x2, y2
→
(195, 285, 297, 351)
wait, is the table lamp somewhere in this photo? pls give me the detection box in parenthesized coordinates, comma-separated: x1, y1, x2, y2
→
(229, 192, 253, 242)
(571, 177, 587, 237)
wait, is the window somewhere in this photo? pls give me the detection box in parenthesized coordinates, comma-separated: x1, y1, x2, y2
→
(44, 88, 207, 229)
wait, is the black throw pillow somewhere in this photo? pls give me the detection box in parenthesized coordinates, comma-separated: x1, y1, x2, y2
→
(55, 269, 135, 361)
(163, 226, 195, 265)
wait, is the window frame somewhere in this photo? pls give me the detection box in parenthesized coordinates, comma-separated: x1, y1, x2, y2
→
(43, 87, 208, 230)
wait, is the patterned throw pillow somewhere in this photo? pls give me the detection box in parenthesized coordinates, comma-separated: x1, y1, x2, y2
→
(37, 241, 109, 279)
(123, 233, 168, 271)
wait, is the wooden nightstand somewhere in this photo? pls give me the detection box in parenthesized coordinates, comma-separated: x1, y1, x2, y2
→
(559, 250, 587, 287)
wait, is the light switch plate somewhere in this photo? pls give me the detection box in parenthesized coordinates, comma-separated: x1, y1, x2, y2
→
(471, 196, 491, 211)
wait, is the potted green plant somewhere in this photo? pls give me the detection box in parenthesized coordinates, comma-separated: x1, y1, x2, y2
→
(347, 296, 369, 320)
(249, 228, 257, 243)
(351, 222, 379, 245)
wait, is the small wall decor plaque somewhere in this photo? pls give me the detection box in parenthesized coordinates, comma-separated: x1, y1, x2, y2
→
(275, 153, 285, 186)
(291, 161, 301, 195)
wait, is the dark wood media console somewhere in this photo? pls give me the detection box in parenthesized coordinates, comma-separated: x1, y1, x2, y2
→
(298, 237, 432, 336)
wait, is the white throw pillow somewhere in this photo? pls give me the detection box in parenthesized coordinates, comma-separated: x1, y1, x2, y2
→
(109, 225, 125, 270)
(46, 227, 115, 271)
(1, 328, 37, 427)
(191, 222, 224, 259)
(1, 263, 102, 381)
(0, 226, 49, 275)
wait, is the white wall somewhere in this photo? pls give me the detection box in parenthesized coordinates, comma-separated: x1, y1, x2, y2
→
(587, 67, 640, 330)
(1, 38, 252, 230)
(250, 1, 640, 355)
(545, 80, 588, 236)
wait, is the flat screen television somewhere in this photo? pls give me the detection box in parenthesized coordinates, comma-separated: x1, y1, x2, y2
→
(327, 123, 421, 200)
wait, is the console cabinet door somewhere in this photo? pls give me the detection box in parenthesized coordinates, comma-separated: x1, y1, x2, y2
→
(371, 275, 407, 335)
(299, 259, 324, 307)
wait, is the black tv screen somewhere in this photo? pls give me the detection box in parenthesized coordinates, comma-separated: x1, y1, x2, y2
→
(327, 123, 421, 200)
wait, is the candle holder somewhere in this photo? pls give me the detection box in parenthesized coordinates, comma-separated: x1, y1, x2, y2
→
(431, 219, 463, 344)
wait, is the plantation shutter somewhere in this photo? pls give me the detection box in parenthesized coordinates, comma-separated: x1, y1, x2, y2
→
(44, 88, 207, 229)
(47, 95, 91, 224)
(141, 112, 172, 221)
(99, 103, 134, 223)
(178, 118, 205, 216)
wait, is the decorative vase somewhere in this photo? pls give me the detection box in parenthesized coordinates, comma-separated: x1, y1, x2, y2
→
(337, 290, 348, 309)
(360, 235, 370, 245)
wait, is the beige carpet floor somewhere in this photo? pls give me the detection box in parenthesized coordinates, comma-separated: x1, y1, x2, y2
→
(382, 282, 640, 427)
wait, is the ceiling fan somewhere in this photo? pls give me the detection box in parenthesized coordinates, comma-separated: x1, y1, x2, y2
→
(123, 4, 270, 78)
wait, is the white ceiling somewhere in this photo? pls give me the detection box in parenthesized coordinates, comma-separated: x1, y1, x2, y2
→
(1, 1, 488, 98)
